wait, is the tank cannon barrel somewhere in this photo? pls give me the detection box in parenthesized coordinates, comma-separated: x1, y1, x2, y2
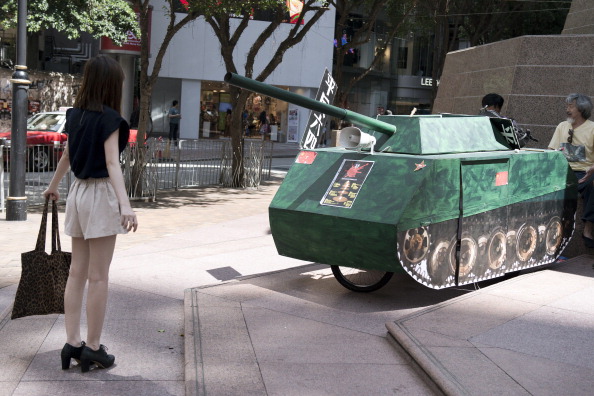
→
(224, 72, 396, 135)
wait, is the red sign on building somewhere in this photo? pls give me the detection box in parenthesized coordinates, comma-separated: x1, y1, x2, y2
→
(100, 8, 151, 55)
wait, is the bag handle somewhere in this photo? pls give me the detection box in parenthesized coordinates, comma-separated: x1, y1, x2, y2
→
(35, 198, 50, 252)
(51, 199, 62, 252)
(35, 198, 63, 253)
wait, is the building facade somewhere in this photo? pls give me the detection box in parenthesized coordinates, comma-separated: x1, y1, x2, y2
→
(334, 11, 443, 118)
(1, 1, 336, 144)
(1, 1, 445, 141)
(145, 0, 336, 142)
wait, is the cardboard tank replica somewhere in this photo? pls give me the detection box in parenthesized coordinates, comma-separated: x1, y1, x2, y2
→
(225, 73, 578, 292)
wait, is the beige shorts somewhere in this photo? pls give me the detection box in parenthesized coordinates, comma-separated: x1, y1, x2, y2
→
(65, 178, 128, 239)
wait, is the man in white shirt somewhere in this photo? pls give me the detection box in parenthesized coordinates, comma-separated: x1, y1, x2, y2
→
(548, 93, 594, 246)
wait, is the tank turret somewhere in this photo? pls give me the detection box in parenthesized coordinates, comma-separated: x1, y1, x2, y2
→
(226, 73, 577, 291)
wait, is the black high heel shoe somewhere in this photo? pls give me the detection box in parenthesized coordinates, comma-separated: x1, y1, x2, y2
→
(61, 341, 86, 370)
(80, 345, 115, 373)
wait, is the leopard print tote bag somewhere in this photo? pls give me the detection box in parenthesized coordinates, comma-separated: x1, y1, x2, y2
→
(11, 198, 71, 319)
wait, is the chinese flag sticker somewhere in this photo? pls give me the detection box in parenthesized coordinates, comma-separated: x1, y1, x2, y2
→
(495, 171, 509, 186)
(296, 151, 317, 164)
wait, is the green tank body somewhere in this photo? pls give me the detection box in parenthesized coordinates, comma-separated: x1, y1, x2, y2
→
(225, 73, 577, 289)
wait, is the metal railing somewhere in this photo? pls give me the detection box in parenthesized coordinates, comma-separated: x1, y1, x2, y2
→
(1, 138, 274, 208)
(1, 144, 73, 211)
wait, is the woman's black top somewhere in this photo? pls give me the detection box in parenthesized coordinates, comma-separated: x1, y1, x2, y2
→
(65, 106, 130, 179)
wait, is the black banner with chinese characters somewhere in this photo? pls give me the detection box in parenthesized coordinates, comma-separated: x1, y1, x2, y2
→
(320, 159, 374, 208)
(300, 68, 337, 150)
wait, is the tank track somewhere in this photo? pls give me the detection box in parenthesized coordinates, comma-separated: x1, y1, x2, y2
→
(397, 195, 576, 289)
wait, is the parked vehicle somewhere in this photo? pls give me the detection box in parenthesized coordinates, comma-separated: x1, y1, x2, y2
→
(1, 111, 68, 171)
(1, 110, 139, 172)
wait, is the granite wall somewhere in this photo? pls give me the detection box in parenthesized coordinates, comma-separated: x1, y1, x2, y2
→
(433, 34, 594, 145)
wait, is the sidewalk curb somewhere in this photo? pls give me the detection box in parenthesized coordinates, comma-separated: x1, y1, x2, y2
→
(182, 263, 321, 396)
(384, 266, 572, 396)
(184, 288, 200, 396)
(386, 321, 468, 396)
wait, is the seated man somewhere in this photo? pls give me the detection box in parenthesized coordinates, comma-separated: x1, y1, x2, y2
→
(548, 93, 594, 247)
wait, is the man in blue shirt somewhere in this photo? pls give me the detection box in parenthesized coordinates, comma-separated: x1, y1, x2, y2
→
(168, 100, 181, 143)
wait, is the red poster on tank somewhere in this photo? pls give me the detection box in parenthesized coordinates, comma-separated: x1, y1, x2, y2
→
(495, 171, 509, 186)
(296, 151, 317, 164)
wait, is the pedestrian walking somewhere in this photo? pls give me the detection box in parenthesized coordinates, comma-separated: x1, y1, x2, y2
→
(43, 54, 138, 373)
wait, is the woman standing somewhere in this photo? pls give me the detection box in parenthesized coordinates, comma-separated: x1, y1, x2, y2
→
(43, 55, 138, 372)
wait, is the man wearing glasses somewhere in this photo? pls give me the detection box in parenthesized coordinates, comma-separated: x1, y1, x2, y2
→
(548, 93, 594, 246)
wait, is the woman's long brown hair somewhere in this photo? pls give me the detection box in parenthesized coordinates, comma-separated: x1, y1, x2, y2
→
(73, 55, 124, 112)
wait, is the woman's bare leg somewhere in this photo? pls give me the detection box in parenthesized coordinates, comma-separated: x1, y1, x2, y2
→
(85, 235, 117, 351)
(64, 237, 89, 347)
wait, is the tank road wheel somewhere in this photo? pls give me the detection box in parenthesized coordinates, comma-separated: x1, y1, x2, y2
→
(428, 240, 452, 282)
(516, 223, 537, 262)
(487, 228, 507, 270)
(545, 217, 563, 256)
(402, 227, 429, 264)
(459, 234, 478, 276)
(330, 265, 394, 292)
(449, 233, 478, 277)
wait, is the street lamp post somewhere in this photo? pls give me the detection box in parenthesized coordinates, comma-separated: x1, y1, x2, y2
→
(7, 0, 29, 221)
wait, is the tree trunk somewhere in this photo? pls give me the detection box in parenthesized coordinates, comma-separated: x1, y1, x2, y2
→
(129, 86, 152, 197)
(226, 87, 250, 187)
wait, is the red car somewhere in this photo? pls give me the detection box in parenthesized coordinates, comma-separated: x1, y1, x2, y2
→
(1, 110, 138, 172)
